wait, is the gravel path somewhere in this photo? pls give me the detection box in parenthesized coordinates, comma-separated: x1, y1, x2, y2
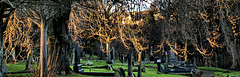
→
(201, 70, 214, 77)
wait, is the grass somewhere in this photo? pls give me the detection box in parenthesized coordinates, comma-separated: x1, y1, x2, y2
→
(198, 66, 240, 77)
(6, 60, 188, 77)
(4, 60, 36, 77)
(198, 66, 227, 72)
(67, 60, 188, 77)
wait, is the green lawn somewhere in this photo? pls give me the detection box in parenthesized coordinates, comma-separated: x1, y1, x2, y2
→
(5, 60, 189, 77)
(198, 66, 240, 77)
(7, 60, 240, 77)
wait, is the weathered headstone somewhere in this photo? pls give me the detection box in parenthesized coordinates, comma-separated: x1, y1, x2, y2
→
(112, 47, 115, 60)
(99, 42, 105, 60)
(107, 65, 113, 71)
(170, 49, 177, 64)
(114, 68, 125, 77)
(149, 46, 154, 61)
(73, 41, 84, 72)
(99, 51, 104, 60)
(164, 51, 168, 70)
(3, 64, 8, 73)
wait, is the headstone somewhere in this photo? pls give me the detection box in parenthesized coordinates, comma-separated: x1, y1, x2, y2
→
(114, 68, 126, 77)
(170, 49, 177, 64)
(107, 65, 113, 71)
(150, 46, 154, 61)
(112, 47, 115, 60)
(74, 41, 84, 72)
(141, 66, 145, 72)
(150, 56, 154, 61)
(99, 42, 105, 60)
(99, 51, 104, 60)
(150, 46, 153, 56)
(144, 58, 148, 62)
(157, 59, 162, 72)
(3, 64, 8, 73)
(164, 51, 168, 69)
(154, 57, 160, 64)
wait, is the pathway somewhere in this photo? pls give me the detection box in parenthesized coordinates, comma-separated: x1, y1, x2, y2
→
(201, 70, 214, 77)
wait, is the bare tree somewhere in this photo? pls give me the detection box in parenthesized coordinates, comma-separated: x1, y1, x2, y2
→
(69, 0, 125, 63)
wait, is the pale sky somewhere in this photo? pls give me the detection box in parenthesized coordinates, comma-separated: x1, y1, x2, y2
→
(110, 0, 155, 12)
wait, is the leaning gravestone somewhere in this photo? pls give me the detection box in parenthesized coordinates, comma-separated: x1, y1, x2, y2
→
(107, 65, 113, 71)
(3, 64, 8, 73)
(114, 68, 126, 77)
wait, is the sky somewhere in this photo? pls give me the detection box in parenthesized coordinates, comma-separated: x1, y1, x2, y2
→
(109, 0, 155, 12)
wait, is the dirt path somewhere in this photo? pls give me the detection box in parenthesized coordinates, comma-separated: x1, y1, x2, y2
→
(201, 70, 214, 77)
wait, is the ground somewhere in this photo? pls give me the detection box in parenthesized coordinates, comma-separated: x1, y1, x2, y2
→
(3, 60, 240, 77)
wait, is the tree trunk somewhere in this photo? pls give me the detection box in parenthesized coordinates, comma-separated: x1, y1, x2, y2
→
(0, 28, 3, 77)
(220, 11, 238, 68)
(0, 3, 5, 77)
(106, 43, 112, 64)
(138, 52, 142, 65)
(25, 49, 34, 70)
(40, 24, 48, 77)
(138, 51, 143, 77)
(128, 48, 132, 77)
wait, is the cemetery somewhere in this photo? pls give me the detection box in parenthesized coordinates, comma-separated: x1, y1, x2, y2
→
(1, 0, 240, 77)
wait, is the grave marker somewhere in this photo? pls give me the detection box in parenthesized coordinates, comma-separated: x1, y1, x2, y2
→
(73, 41, 84, 72)
(150, 46, 154, 61)
(3, 64, 8, 73)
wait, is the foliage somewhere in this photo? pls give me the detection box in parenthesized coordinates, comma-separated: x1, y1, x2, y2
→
(146, 11, 155, 26)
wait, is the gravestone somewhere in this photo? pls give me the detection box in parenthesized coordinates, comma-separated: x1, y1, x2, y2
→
(157, 59, 162, 72)
(149, 56, 154, 61)
(112, 47, 115, 60)
(164, 51, 168, 69)
(149, 46, 154, 61)
(107, 65, 113, 71)
(3, 64, 8, 73)
(73, 41, 84, 72)
(99, 51, 104, 60)
(170, 49, 177, 64)
(114, 68, 126, 77)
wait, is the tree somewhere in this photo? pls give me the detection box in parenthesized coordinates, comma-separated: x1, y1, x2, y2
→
(0, 0, 17, 76)
(69, 0, 124, 63)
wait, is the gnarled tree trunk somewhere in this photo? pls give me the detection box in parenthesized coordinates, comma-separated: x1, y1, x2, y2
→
(220, 9, 239, 68)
